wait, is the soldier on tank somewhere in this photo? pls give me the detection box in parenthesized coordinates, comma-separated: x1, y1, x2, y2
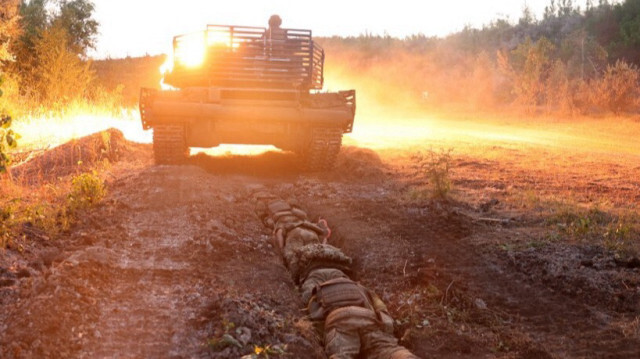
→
(263, 14, 290, 61)
(265, 14, 287, 41)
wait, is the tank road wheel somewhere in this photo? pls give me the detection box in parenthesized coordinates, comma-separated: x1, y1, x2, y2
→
(152, 124, 189, 165)
(300, 128, 343, 172)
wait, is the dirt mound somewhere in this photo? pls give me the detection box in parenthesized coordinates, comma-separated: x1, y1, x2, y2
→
(11, 129, 140, 184)
(329, 146, 387, 181)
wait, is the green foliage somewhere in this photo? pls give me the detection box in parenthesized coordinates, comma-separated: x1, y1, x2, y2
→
(503, 37, 556, 111)
(615, 0, 640, 47)
(11, 0, 98, 106)
(54, 0, 98, 55)
(68, 171, 105, 211)
(0, 0, 20, 62)
(0, 1, 20, 173)
(548, 206, 638, 250)
(0, 114, 20, 172)
(0, 170, 107, 248)
(18, 0, 49, 50)
(18, 0, 97, 55)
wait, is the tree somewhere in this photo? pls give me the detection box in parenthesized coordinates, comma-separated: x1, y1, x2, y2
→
(17, 0, 48, 52)
(11, 0, 98, 104)
(16, 0, 97, 56)
(544, 0, 558, 20)
(469, 51, 496, 109)
(33, 24, 94, 108)
(545, 59, 574, 114)
(519, 5, 535, 26)
(613, 0, 640, 63)
(591, 60, 640, 114)
(1, 0, 20, 173)
(53, 0, 98, 56)
(0, 0, 21, 63)
(500, 37, 556, 111)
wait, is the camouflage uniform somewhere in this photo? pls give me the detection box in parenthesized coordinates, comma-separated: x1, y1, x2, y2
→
(300, 268, 349, 303)
(305, 277, 419, 359)
(324, 307, 419, 359)
(257, 199, 328, 258)
(289, 243, 352, 284)
(255, 196, 420, 359)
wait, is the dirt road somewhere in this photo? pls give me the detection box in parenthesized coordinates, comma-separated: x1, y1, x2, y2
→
(0, 160, 324, 358)
(1, 139, 639, 358)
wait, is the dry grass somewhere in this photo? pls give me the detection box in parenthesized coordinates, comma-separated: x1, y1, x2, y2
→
(0, 168, 109, 249)
(0, 126, 152, 250)
(376, 113, 640, 256)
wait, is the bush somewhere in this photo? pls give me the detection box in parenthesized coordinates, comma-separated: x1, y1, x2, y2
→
(68, 171, 105, 211)
(413, 149, 453, 200)
(0, 114, 19, 173)
(32, 25, 95, 109)
(0, 170, 107, 248)
(590, 60, 640, 114)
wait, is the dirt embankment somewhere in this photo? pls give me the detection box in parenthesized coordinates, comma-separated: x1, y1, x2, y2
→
(1, 132, 639, 358)
(9, 128, 147, 185)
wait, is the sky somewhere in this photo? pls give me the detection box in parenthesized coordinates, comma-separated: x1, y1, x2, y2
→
(90, 0, 590, 59)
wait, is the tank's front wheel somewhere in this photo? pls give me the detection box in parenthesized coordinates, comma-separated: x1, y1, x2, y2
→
(153, 124, 189, 165)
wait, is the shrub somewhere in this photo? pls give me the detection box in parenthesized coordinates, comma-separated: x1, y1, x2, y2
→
(590, 60, 640, 114)
(68, 171, 105, 211)
(413, 149, 453, 200)
(32, 25, 95, 109)
(0, 114, 19, 173)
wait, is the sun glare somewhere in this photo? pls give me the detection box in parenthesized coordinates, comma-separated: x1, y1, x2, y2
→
(206, 29, 232, 47)
(174, 31, 207, 68)
(193, 145, 278, 157)
(14, 109, 151, 151)
(159, 52, 177, 90)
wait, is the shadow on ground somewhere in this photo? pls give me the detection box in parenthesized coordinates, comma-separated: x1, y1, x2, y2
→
(187, 151, 301, 178)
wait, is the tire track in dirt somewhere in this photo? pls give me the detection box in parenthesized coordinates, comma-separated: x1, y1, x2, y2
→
(0, 165, 323, 358)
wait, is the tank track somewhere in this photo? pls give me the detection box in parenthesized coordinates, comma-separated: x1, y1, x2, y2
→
(300, 128, 343, 172)
(152, 124, 189, 165)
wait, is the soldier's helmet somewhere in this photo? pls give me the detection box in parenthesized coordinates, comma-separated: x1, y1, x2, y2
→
(269, 15, 282, 28)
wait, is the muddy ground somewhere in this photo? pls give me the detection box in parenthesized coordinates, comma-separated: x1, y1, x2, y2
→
(1, 135, 639, 358)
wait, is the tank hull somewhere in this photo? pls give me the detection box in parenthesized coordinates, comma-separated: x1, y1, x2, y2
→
(140, 87, 355, 152)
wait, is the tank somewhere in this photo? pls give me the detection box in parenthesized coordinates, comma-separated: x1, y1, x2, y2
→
(139, 25, 356, 171)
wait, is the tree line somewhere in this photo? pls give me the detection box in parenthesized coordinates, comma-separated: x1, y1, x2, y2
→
(320, 0, 640, 115)
(1, 0, 98, 114)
